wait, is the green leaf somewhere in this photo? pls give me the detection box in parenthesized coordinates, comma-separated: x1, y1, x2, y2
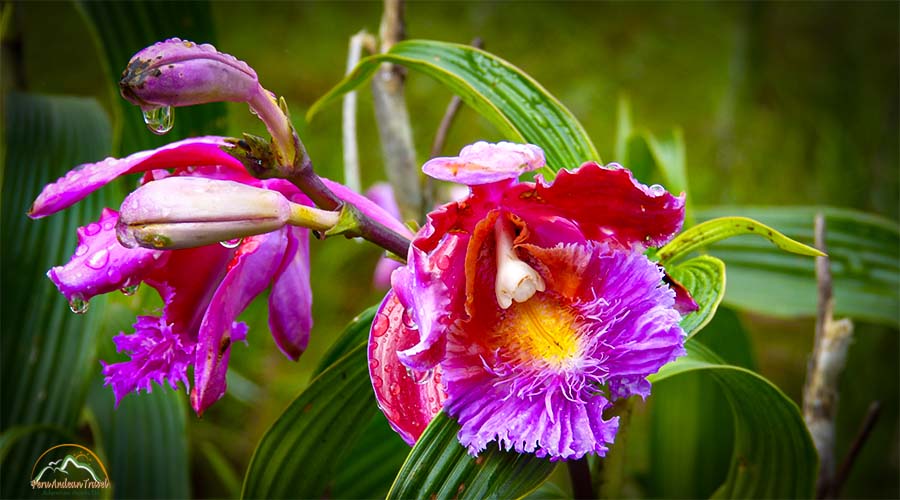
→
(332, 411, 410, 499)
(650, 341, 818, 498)
(644, 129, 688, 197)
(659, 216, 823, 265)
(87, 382, 190, 499)
(309, 40, 599, 173)
(696, 206, 899, 326)
(1, 92, 113, 499)
(77, 1, 227, 155)
(313, 305, 377, 377)
(668, 256, 726, 339)
(242, 315, 378, 499)
(388, 412, 556, 500)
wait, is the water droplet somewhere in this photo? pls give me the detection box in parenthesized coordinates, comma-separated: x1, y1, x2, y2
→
(69, 295, 89, 314)
(75, 244, 89, 257)
(86, 248, 109, 270)
(389, 382, 401, 395)
(106, 267, 122, 283)
(372, 374, 384, 389)
(142, 106, 174, 135)
(120, 279, 140, 296)
(102, 219, 115, 231)
(437, 254, 451, 270)
(371, 313, 389, 337)
(85, 223, 101, 236)
(647, 184, 666, 196)
(369, 358, 380, 370)
(406, 367, 434, 385)
(401, 308, 419, 330)
(220, 238, 242, 249)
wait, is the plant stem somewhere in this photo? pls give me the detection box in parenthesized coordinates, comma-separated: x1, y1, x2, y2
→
(829, 401, 882, 498)
(567, 458, 595, 499)
(342, 31, 376, 193)
(803, 213, 854, 499)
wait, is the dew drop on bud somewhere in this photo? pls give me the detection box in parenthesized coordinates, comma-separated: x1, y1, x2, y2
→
(220, 238, 242, 249)
(68, 295, 89, 314)
(142, 106, 174, 135)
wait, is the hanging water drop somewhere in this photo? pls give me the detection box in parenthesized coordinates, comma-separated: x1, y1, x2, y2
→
(142, 106, 174, 135)
(220, 238, 242, 249)
(68, 296, 89, 314)
(120, 282, 140, 296)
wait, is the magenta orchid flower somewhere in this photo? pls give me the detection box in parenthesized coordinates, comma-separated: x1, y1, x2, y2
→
(30, 137, 408, 415)
(369, 141, 696, 460)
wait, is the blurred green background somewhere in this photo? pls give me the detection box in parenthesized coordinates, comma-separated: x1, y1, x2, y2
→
(3, 1, 897, 498)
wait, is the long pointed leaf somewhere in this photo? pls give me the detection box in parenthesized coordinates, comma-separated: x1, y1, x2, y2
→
(696, 206, 899, 326)
(309, 40, 599, 173)
(650, 341, 818, 498)
(388, 412, 556, 500)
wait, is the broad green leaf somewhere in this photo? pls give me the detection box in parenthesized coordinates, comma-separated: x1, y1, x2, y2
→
(313, 305, 377, 376)
(659, 216, 823, 264)
(78, 1, 227, 155)
(332, 411, 410, 499)
(388, 412, 556, 500)
(309, 40, 599, 173)
(1, 92, 113, 499)
(242, 315, 378, 499)
(87, 382, 190, 499)
(650, 341, 817, 498)
(696, 206, 899, 326)
(668, 255, 726, 339)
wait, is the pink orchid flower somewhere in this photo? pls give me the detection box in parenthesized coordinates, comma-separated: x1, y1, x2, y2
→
(30, 137, 408, 415)
(369, 141, 696, 460)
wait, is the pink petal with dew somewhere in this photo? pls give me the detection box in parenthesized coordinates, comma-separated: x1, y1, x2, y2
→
(191, 230, 289, 415)
(47, 208, 167, 303)
(369, 291, 447, 445)
(29, 136, 243, 218)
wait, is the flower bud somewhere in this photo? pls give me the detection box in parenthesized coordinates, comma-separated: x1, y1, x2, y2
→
(119, 38, 259, 110)
(117, 177, 293, 250)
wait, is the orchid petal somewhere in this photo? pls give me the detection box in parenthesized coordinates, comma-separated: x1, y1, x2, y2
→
(268, 226, 312, 360)
(369, 291, 447, 445)
(423, 141, 545, 185)
(48, 208, 166, 303)
(191, 230, 289, 414)
(29, 136, 244, 218)
(505, 162, 685, 248)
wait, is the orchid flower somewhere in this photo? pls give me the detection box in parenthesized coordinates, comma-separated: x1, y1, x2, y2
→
(369, 141, 697, 460)
(29, 39, 411, 415)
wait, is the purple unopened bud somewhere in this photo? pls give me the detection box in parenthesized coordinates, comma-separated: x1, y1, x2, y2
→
(117, 177, 293, 250)
(120, 38, 258, 110)
(120, 38, 296, 164)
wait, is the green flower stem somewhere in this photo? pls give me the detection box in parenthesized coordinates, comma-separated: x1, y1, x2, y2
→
(323, 203, 411, 259)
(287, 202, 341, 232)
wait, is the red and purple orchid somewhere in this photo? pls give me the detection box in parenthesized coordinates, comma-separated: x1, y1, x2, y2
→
(369, 141, 696, 460)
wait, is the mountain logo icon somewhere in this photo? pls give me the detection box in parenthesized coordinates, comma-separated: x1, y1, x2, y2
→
(30, 444, 110, 495)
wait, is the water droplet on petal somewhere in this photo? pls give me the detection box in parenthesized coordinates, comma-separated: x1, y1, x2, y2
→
(437, 254, 451, 270)
(120, 283, 140, 296)
(369, 358, 380, 370)
(401, 308, 419, 330)
(647, 184, 666, 196)
(389, 382, 401, 396)
(75, 244, 89, 257)
(372, 374, 384, 389)
(406, 367, 434, 385)
(371, 313, 389, 337)
(68, 295, 89, 314)
(86, 248, 109, 270)
(106, 267, 122, 283)
(85, 223, 101, 236)
(142, 106, 174, 135)
(220, 238, 242, 249)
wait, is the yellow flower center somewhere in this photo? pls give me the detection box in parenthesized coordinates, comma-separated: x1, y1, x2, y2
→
(491, 294, 582, 369)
